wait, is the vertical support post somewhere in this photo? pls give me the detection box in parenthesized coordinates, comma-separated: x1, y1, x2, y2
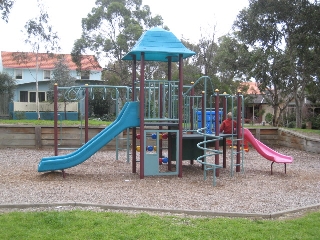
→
(200, 91, 206, 170)
(167, 56, 173, 172)
(35, 126, 42, 149)
(85, 84, 89, 143)
(132, 55, 137, 173)
(222, 93, 227, 168)
(167, 57, 172, 119)
(215, 89, 220, 176)
(168, 57, 172, 80)
(178, 54, 183, 178)
(140, 52, 145, 179)
(236, 91, 242, 172)
(190, 82, 194, 132)
(201, 91, 205, 130)
(222, 94, 227, 120)
(159, 82, 163, 159)
(54, 83, 58, 156)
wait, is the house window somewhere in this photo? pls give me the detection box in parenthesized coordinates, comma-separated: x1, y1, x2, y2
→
(20, 91, 28, 102)
(29, 92, 46, 102)
(15, 69, 23, 79)
(81, 70, 90, 80)
(44, 70, 51, 80)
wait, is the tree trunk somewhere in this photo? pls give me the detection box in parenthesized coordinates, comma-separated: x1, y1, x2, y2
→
(273, 103, 279, 127)
(35, 49, 40, 120)
(295, 98, 304, 128)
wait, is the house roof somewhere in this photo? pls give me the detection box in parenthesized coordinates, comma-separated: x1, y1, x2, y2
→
(240, 82, 261, 94)
(1, 51, 102, 71)
(247, 94, 267, 104)
(122, 27, 196, 62)
(239, 82, 267, 104)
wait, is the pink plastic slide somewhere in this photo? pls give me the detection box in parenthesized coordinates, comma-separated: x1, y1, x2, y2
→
(242, 128, 293, 164)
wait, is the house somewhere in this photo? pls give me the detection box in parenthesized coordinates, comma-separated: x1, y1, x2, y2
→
(0, 51, 102, 119)
(240, 82, 273, 124)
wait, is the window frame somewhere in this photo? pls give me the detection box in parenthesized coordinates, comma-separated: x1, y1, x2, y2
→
(29, 91, 46, 102)
(20, 91, 28, 102)
(20, 91, 46, 102)
(43, 70, 51, 80)
(80, 70, 90, 80)
(15, 69, 23, 80)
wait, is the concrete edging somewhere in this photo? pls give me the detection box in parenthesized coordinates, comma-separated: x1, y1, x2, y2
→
(1, 202, 319, 219)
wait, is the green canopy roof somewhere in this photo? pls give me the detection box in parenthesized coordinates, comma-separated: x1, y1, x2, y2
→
(122, 27, 195, 62)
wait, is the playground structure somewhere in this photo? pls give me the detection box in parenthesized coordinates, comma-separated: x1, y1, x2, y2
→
(38, 27, 293, 186)
(52, 84, 132, 161)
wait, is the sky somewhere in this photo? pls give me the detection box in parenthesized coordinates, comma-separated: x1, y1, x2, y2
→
(0, 0, 249, 54)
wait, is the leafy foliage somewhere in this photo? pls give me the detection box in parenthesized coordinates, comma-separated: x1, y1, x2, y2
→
(72, 0, 164, 87)
(0, 72, 16, 101)
(265, 113, 273, 124)
(17, 0, 60, 119)
(47, 56, 76, 120)
(233, 0, 320, 127)
(48, 55, 76, 101)
(23, 1, 60, 53)
(0, 0, 14, 22)
(88, 88, 113, 118)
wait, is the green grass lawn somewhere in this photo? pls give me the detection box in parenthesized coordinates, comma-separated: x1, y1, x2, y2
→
(0, 210, 319, 239)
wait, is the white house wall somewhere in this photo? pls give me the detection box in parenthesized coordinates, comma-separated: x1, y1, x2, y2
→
(13, 82, 49, 102)
(5, 68, 102, 84)
(261, 105, 274, 122)
(4, 68, 47, 85)
(71, 70, 102, 80)
(13, 102, 78, 112)
(10, 69, 102, 102)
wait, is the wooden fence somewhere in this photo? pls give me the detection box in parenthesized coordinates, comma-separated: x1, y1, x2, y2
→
(0, 125, 121, 150)
(0, 126, 319, 154)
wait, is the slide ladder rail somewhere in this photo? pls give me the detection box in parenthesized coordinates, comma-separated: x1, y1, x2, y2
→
(196, 127, 223, 186)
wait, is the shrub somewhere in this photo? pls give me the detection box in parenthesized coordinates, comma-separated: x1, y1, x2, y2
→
(287, 121, 296, 128)
(265, 113, 273, 124)
(309, 114, 320, 129)
(14, 111, 26, 120)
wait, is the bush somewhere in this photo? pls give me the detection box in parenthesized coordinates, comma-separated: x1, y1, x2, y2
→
(309, 114, 320, 129)
(14, 111, 26, 120)
(287, 121, 296, 128)
(265, 113, 273, 124)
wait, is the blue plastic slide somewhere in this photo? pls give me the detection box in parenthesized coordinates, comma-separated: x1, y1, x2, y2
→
(38, 101, 140, 172)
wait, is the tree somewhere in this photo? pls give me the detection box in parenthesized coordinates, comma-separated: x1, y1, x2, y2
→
(0, 72, 16, 100)
(0, 72, 16, 117)
(71, 0, 164, 95)
(0, 0, 14, 22)
(18, 0, 60, 119)
(48, 55, 76, 120)
(306, 79, 320, 105)
(233, 0, 320, 127)
(213, 35, 252, 94)
(289, 1, 320, 126)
